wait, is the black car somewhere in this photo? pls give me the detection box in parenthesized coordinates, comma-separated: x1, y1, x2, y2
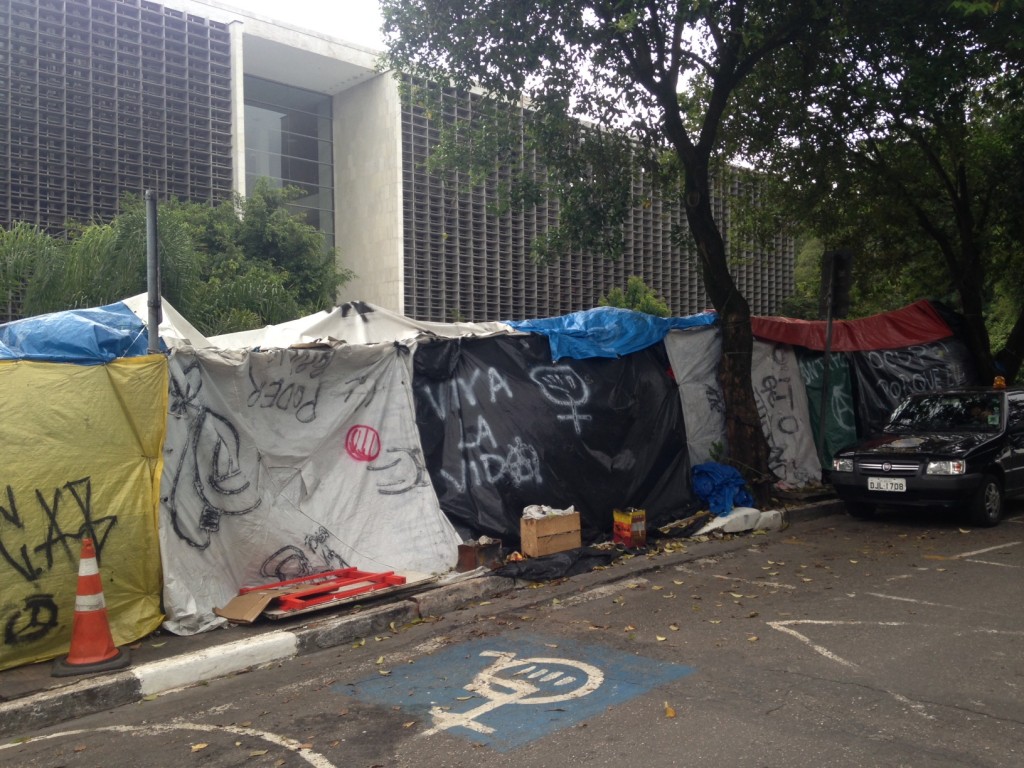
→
(830, 384, 1024, 526)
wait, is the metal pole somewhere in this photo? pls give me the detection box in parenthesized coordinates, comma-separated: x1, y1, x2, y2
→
(817, 254, 836, 471)
(145, 190, 162, 354)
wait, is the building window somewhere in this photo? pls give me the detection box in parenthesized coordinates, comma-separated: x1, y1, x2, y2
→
(243, 76, 334, 249)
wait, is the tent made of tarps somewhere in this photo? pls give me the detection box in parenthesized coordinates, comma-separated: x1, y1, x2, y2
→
(160, 342, 462, 635)
(664, 327, 822, 487)
(753, 300, 979, 448)
(0, 356, 167, 671)
(413, 333, 695, 543)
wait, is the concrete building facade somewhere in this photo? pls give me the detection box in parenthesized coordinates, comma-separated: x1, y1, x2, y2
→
(0, 0, 795, 322)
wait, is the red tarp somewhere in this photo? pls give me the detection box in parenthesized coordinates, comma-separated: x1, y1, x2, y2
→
(751, 300, 953, 352)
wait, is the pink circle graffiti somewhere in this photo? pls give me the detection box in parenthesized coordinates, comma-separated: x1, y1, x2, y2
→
(345, 424, 381, 461)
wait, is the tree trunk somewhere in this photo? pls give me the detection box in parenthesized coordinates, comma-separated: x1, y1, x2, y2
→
(682, 162, 774, 506)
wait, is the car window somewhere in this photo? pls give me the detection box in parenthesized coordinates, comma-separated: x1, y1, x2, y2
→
(887, 393, 1002, 433)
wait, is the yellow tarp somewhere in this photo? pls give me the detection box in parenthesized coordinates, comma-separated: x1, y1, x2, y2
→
(0, 356, 167, 671)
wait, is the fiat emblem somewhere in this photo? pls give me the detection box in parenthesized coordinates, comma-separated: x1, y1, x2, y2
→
(882, 462, 892, 472)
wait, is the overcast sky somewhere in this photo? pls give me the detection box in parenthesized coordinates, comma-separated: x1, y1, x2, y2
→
(224, 0, 386, 48)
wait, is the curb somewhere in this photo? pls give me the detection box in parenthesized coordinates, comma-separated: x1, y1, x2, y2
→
(0, 503, 843, 740)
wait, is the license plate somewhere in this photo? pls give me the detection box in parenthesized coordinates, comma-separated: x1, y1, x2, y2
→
(868, 477, 906, 492)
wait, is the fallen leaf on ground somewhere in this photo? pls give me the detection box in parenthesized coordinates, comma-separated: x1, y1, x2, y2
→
(664, 701, 677, 718)
(249, 749, 268, 757)
(191, 743, 208, 752)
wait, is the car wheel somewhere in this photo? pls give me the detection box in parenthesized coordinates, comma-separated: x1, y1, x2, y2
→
(846, 501, 876, 519)
(968, 474, 1003, 527)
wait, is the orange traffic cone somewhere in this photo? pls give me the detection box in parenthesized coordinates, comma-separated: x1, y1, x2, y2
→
(52, 538, 131, 677)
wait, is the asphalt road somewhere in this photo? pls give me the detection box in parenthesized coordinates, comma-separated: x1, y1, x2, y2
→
(4, 503, 1023, 768)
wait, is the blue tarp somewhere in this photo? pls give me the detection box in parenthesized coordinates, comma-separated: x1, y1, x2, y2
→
(692, 461, 755, 516)
(0, 302, 151, 364)
(505, 307, 718, 360)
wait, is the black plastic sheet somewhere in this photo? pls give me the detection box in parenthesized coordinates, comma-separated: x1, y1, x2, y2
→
(849, 338, 978, 436)
(413, 335, 693, 544)
(493, 547, 619, 580)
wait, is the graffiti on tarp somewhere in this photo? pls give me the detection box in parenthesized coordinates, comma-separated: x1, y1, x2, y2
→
(5, 593, 59, 646)
(247, 349, 333, 424)
(864, 343, 971, 402)
(367, 445, 432, 495)
(421, 367, 543, 493)
(0, 476, 115, 648)
(752, 344, 822, 485)
(167, 360, 262, 550)
(529, 365, 592, 435)
(259, 525, 348, 581)
(0, 477, 116, 582)
(798, 353, 857, 435)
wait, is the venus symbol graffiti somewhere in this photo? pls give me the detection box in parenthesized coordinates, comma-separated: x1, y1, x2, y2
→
(335, 635, 694, 752)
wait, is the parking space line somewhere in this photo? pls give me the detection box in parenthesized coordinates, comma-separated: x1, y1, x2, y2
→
(963, 559, 1021, 568)
(769, 619, 909, 669)
(713, 574, 796, 590)
(0, 723, 337, 767)
(864, 591, 1011, 615)
(952, 541, 1021, 559)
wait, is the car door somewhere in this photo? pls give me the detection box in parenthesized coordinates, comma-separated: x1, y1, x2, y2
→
(1005, 393, 1024, 497)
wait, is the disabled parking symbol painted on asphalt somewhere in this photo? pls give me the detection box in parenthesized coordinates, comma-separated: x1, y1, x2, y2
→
(334, 634, 694, 751)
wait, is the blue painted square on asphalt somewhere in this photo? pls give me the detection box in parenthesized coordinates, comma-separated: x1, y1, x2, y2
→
(333, 633, 694, 752)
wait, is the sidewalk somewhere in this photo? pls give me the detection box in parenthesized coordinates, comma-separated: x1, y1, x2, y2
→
(0, 498, 845, 739)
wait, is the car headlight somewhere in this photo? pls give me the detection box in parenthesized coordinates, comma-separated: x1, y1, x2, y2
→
(832, 457, 854, 472)
(926, 460, 966, 475)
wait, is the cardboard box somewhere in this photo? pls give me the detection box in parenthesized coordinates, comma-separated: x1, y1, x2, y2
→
(521, 512, 581, 557)
(613, 507, 647, 548)
(456, 540, 503, 571)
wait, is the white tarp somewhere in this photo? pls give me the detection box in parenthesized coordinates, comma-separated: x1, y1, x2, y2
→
(665, 328, 820, 487)
(751, 340, 822, 487)
(121, 293, 214, 349)
(160, 341, 462, 634)
(209, 300, 516, 349)
(665, 326, 727, 466)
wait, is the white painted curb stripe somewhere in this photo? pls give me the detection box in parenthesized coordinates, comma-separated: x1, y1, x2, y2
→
(134, 630, 300, 697)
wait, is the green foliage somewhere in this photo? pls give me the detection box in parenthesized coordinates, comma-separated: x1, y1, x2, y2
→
(0, 222, 59, 321)
(599, 276, 670, 317)
(730, 0, 1024, 379)
(2, 180, 351, 336)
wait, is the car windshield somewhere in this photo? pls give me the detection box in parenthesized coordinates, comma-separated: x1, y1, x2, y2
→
(886, 393, 1002, 433)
